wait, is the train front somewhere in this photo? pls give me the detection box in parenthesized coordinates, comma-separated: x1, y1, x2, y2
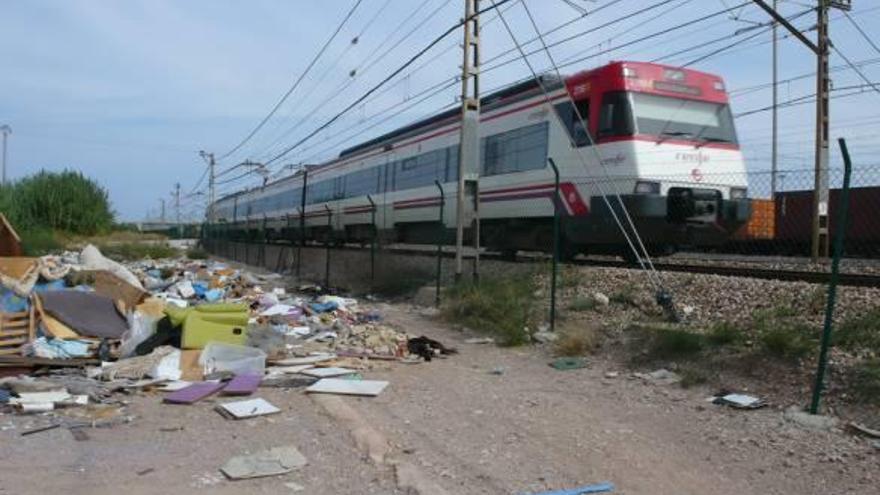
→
(567, 62, 751, 255)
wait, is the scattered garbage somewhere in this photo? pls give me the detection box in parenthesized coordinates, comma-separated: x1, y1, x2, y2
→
(523, 481, 615, 495)
(550, 357, 588, 371)
(710, 392, 766, 410)
(220, 445, 307, 480)
(216, 397, 280, 419)
(633, 368, 681, 385)
(305, 378, 388, 397)
(783, 406, 839, 431)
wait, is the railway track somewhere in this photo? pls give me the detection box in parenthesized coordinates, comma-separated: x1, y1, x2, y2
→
(210, 240, 880, 288)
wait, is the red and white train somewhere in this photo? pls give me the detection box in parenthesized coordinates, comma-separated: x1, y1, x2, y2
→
(210, 61, 751, 258)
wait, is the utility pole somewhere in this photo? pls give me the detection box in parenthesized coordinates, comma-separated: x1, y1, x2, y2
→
(160, 198, 166, 223)
(174, 182, 182, 238)
(0, 125, 11, 186)
(812, 0, 831, 261)
(770, 0, 778, 198)
(750, 0, 850, 260)
(455, 0, 481, 281)
(199, 151, 216, 223)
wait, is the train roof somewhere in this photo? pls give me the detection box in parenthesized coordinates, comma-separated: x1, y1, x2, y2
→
(337, 73, 564, 159)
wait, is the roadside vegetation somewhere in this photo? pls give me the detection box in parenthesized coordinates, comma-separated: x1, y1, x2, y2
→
(442, 273, 538, 346)
(0, 169, 179, 257)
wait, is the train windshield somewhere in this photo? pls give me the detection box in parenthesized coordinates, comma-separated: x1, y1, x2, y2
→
(599, 91, 738, 145)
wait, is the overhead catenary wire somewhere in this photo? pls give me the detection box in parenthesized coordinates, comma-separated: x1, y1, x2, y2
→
(241, 0, 396, 162)
(216, 0, 364, 163)
(251, 0, 453, 165)
(262, 0, 518, 167)
(843, 10, 880, 57)
(830, 44, 880, 98)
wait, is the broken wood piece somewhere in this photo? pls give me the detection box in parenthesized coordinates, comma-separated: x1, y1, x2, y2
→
(20, 423, 61, 436)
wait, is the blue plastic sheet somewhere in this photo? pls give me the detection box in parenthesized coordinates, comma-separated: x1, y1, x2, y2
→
(310, 301, 339, 313)
(522, 482, 614, 495)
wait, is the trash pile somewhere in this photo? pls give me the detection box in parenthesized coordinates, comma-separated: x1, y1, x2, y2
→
(0, 242, 454, 453)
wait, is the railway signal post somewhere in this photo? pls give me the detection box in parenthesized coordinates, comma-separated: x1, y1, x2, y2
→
(455, 0, 481, 281)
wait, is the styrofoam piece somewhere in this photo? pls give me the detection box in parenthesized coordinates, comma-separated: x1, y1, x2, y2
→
(216, 398, 280, 419)
(300, 367, 357, 378)
(159, 380, 193, 392)
(266, 365, 315, 375)
(305, 378, 388, 397)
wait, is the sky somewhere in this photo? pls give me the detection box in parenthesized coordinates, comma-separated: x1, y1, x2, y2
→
(2, 0, 879, 221)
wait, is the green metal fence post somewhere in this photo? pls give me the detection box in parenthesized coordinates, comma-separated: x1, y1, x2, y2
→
(296, 207, 304, 279)
(367, 194, 377, 291)
(435, 180, 445, 307)
(548, 158, 560, 333)
(809, 138, 853, 414)
(324, 204, 332, 289)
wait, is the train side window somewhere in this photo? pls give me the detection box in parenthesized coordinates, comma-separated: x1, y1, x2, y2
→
(598, 91, 634, 138)
(553, 100, 591, 147)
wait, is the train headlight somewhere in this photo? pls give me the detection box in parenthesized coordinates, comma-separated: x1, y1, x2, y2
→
(730, 187, 747, 200)
(634, 180, 661, 194)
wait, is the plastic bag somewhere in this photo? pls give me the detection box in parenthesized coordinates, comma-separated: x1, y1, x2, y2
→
(119, 311, 160, 358)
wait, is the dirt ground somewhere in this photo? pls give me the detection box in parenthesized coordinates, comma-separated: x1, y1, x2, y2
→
(1, 302, 878, 495)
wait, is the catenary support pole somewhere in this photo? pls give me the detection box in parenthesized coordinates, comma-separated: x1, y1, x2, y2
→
(435, 180, 445, 307)
(771, 0, 778, 198)
(548, 158, 560, 333)
(0, 125, 11, 186)
(455, 0, 481, 282)
(810, 137, 852, 415)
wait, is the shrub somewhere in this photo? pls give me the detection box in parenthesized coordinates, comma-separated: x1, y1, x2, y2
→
(0, 170, 113, 235)
(752, 308, 817, 360)
(649, 328, 705, 358)
(19, 228, 61, 256)
(186, 247, 210, 260)
(99, 242, 179, 261)
(567, 296, 597, 312)
(707, 321, 744, 347)
(849, 359, 880, 404)
(610, 284, 638, 307)
(759, 323, 816, 359)
(834, 307, 880, 352)
(554, 324, 598, 356)
(443, 274, 537, 346)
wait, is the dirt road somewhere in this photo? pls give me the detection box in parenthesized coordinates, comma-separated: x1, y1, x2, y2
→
(1, 303, 876, 494)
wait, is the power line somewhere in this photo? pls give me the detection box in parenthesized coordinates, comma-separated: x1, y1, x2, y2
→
(843, 10, 880, 56)
(735, 83, 878, 117)
(263, 0, 517, 166)
(250, 0, 450, 165)
(830, 43, 880, 97)
(217, 0, 364, 162)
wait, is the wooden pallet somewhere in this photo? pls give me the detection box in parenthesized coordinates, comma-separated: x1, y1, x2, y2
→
(0, 305, 35, 356)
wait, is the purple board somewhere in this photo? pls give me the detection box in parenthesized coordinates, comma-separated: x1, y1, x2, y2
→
(222, 374, 263, 396)
(163, 382, 224, 404)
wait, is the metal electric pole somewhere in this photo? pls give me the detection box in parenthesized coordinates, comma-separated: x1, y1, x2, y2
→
(771, 0, 779, 198)
(199, 151, 216, 223)
(160, 198, 166, 223)
(174, 182, 182, 238)
(751, 0, 851, 260)
(454, 0, 481, 281)
(0, 125, 11, 186)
